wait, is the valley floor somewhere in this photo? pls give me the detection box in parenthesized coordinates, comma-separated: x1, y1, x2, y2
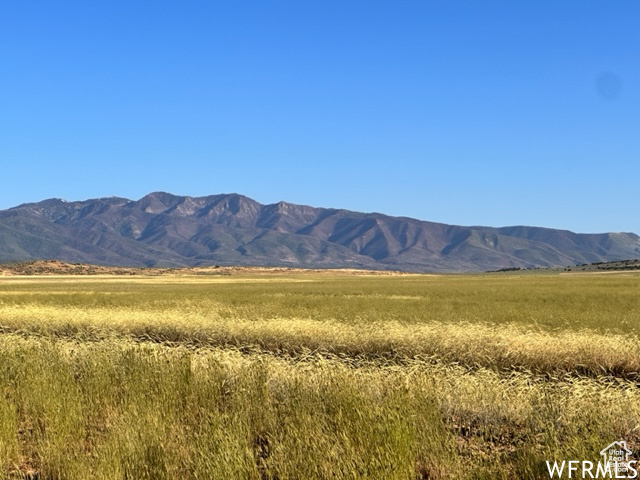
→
(0, 272, 639, 479)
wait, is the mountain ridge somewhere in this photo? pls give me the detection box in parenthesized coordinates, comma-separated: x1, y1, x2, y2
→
(1, 192, 638, 272)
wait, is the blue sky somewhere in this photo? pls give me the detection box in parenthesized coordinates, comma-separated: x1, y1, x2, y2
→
(1, 1, 638, 233)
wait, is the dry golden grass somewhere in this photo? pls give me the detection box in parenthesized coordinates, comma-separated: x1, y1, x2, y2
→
(0, 302, 638, 378)
(0, 272, 639, 478)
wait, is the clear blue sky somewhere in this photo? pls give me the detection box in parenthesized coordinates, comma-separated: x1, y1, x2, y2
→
(1, 1, 638, 233)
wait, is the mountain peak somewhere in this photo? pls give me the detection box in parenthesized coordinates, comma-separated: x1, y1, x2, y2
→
(1, 192, 638, 272)
(135, 192, 183, 213)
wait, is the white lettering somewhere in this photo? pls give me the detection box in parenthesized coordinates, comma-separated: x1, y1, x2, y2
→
(545, 458, 637, 478)
(547, 461, 566, 478)
(569, 460, 579, 477)
(596, 461, 612, 478)
(615, 461, 626, 478)
(583, 460, 595, 478)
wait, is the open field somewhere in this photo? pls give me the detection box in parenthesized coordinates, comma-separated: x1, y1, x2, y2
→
(0, 272, 639, 478)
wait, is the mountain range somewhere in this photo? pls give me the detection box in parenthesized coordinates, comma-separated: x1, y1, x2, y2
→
(0, 192, 638, 272)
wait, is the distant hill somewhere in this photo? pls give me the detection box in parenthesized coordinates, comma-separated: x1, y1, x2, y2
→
(0, 260, 401, 277)
(563, 258, 640, 272)
(1, 192, 639, 272)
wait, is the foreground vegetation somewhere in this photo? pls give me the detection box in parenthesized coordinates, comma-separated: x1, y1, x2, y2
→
(0, 272, 639, 478)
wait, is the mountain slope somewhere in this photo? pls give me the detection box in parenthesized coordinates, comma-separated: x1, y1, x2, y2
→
(0, 192, 638, 272)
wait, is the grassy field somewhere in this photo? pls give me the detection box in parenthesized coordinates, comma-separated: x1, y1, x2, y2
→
(0, 271, 639, 479)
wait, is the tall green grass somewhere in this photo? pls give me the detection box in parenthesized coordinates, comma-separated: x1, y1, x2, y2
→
(2, 273, 640, 331)
(1, 274, 639, 378)
(0, 337, 638, 479)
(0, 272, 639, 478)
